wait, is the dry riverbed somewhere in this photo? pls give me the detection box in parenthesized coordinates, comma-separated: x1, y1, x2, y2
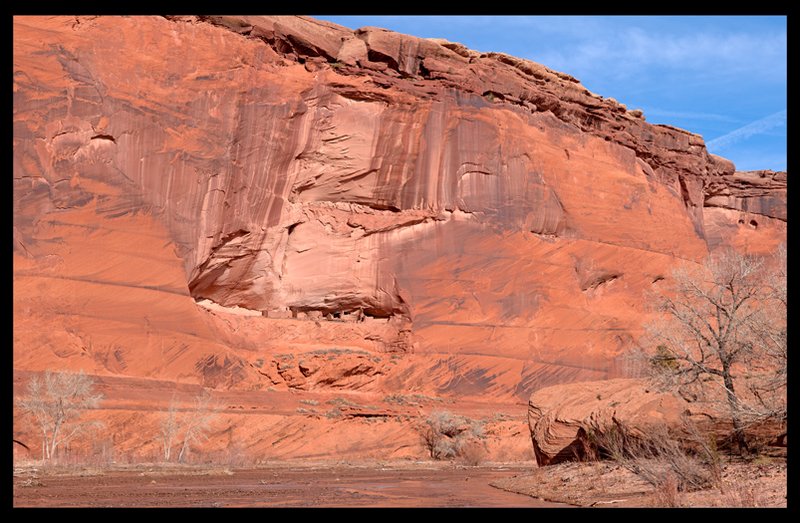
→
(13, 462, 569, 508)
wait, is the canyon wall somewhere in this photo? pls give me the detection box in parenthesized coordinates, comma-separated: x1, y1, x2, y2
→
(13, 16, 785, 460)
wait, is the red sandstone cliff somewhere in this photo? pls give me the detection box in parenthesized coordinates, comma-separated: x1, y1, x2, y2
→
(13, 16, 785, 461)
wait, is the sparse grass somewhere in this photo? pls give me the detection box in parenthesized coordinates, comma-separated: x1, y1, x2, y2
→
(203, 468, 235, 476)
(326, 397, 359, 408)
(138, 466, 235, 477)
(747, 453, 776, 466)
(74, 467, 107, 477)
(414, 394, 443, 403)
(14, 460, 254, 478)
(722, 481, 760, 507)
(16, 478, 43, 488)
(14, 462, 107, 477)
(309, 348, 371, 357)
(493, 456, 785, 508)
(384, 394, 407, 405)
(384, 393, 443, 406)
(651, 472, 682, 507)
(299, 399, 319, 406)
(324, 408, 343, 419)
(587, 421, 716, 493)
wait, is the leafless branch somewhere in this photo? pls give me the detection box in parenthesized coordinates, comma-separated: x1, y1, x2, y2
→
(639, 247, 786, 454)
(16, 370, 103, 460)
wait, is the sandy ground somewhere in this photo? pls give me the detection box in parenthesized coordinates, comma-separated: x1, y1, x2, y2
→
(12, 463, 570, 508)
(492, 457, 787, 508)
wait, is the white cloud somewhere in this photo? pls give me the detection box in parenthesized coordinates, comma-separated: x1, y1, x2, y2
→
(643, 108, 741, 123)
(531, 26, 786, 82)
(706, 110, 787, 150)
(626, 28, 784, 71)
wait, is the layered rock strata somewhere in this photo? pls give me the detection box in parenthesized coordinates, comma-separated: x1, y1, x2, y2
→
(13, 16, 785, 460)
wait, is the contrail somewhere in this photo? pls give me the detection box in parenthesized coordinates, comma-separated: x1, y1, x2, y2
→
(706, 110, 786, 150)
(646, 108, 739, 123)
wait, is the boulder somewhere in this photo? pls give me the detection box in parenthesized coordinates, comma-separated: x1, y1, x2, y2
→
(528, 378, 715, 466)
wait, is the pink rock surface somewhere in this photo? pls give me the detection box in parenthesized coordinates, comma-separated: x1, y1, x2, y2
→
(13, 16, 786, 460)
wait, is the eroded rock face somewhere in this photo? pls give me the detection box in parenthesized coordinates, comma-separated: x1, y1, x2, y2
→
(704, 170, 787, 221)
(13, 14, 785, 423)
(701, 170, 786, 253)
(527, 378, 716, 466)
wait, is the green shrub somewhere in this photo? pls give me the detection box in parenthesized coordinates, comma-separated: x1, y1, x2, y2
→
(650, 345, 679, 371)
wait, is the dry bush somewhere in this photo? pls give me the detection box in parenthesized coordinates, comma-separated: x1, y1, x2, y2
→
(85, 438, 115, 467)
(458, 440, 487, 466)
(573, 427, 600, 463)
(324, 408, 343, 419)
(383, 394, 408, 405)
(722, 481, 760, 507)
(588, 421, 713, 493)
(420, 410, 485, 461)
(225, 442, 249, 468)
(651, 471, 682, 508)
(681, 417, 723, 489)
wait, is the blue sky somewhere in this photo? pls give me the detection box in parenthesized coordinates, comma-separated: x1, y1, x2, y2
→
(316, 16, 786, 172)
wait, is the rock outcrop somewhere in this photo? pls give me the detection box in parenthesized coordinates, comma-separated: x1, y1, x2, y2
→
(704, 170, 787, 221)
(13, 16, 786, 460)
(527, 378, 718, 466)
(702, 170, 786, 253)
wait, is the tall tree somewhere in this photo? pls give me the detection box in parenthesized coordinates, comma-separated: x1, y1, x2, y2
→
(177, 389, 217, 463)
(645, 247, 786, 453)
(160, 395, 180, 462)
(159, 388, 218, 463)
(17, 370, 103, 460)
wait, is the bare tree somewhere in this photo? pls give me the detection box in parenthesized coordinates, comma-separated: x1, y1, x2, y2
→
(160, 396, 180, 462)
(177, 389, 217, 463)
(745, 244, 787, 432)
(159, 389, 218, 463)
(17, 370, 103, 460)
(644, 247, 786, 454)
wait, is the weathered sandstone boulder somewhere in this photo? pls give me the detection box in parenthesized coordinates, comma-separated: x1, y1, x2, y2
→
(527, 378, 716, 466)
